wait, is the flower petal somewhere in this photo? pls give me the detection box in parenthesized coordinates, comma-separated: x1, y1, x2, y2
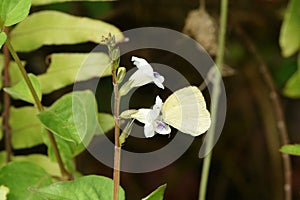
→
(144, 123, 155, 138)
(131, 56, 154, 75)
(155, 121, 171, 135)
(129, 69, 153, 87)
(131, 108, 152, 124)
(153, 75, 165, 89)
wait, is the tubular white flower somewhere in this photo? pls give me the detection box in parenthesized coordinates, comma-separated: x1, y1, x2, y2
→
(127, 96, 171, 138)
(119, 56, 165, 96)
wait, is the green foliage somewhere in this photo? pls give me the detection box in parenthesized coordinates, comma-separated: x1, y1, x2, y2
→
(31, 0, 112, 6)
(0, 0, 31, 26)
(280, 144, 300, 156)
(142, 184, 167, 200)
(283, 69, 300, 98)
(13, 154, 61, 177)
(4, 74, 42, 104)
(32, 175, 125, 200)
(279, 0, 300, 57)
(0, 54, 25, 89)
(10, 106, 43, 149)
(44, 132, 77, 172)
(279, 0, 300, 98)
(0, 161, 52, 200)
(0, 31, 6, 48)
(283, 52, 300, 98)
(39, 91, 113, 173)
(38, 90, 100, 144)
(10, 10, 124, 52)
(38, 53, 111, 94)
(0, 0, 151, 199)
(98, 112, 115, 133)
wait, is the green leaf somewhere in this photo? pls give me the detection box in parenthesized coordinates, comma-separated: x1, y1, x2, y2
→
(98, 113, 114, 134)
(283, 70, 300, 98)
(280, 144, 300, 156)
(44, 115, 110, 173)
(0, 0, 32, 26)
(142, 184, 167, 200)
(10, 106, 44, 149)
(43, 132, 76, 172)
(8, 61, 25, 87)
(0, 185, 9, 200)
(0, 161, 52, 200)
(31, 0, 113, 6)
(0, 54, 26, 88)
(0, 152, 61, 177)
(33, 175, 125, 200)
(0, 32, 7, 48)
(38, 91, 100, 144)
(0, 151, 6, 169)
(13, 154, 61, 177)
(38, 53, 111, 94)
(10, 10, 124, 52)
(298, 51, 300, 72)
(4, 74, 42, 104)
(279, 0, 300, 57)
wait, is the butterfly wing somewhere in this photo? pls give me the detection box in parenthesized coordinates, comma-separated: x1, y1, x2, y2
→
(162, 86, 211, 136)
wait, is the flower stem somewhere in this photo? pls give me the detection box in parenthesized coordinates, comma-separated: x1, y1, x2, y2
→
(198, 0, 228, 199)
(113, 69, 121, 200)
(2, 27, 12, 163)
(5, 39, 72, 180)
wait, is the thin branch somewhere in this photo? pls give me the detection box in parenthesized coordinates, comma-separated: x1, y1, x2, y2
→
(199, 0, 228, 199)
(5, 39, 72, 180)
(235, 25, 292, 200)
(2, 27, 12, 162)
(113, 67, 121, 200)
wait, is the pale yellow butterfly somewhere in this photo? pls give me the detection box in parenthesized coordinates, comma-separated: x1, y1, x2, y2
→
(161, 86, 211, 136)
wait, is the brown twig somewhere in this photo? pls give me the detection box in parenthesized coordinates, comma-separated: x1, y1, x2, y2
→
(113, 80, 121, 200)
(235, 26, 292, 200)
(2, 27, 12, 162)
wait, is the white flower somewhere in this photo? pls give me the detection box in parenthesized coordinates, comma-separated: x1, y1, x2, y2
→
(126, 96, 171, 138)
(119, 56, 165, 96)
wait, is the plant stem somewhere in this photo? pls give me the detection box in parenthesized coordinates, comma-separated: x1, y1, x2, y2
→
(2, 27, 12, 163)
(5, 39, 72, 180)
(198, 0, 228, 199)
(112, 69, 121, 200)
(234, 25, 292, 200)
